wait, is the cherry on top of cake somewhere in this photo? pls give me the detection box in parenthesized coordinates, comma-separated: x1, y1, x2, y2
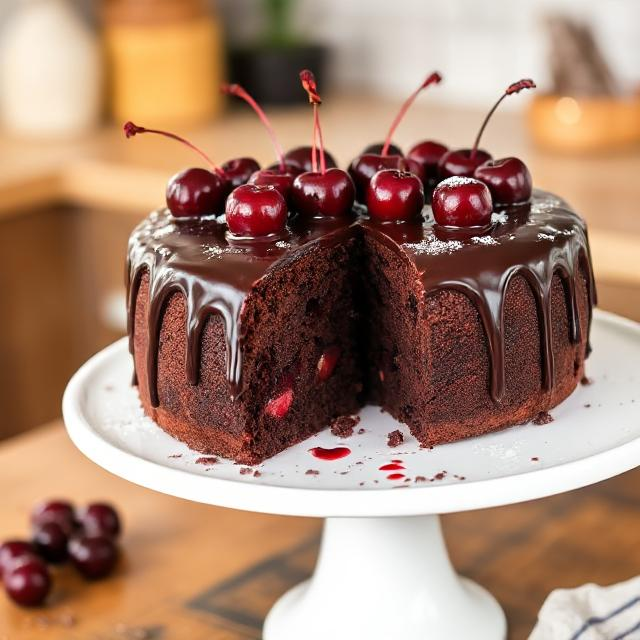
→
(438, 79, 536, 205)
(290, 69, 356, 219)
(348, 71, 443, 201)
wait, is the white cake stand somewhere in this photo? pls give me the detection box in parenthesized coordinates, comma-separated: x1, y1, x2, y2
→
(62, 310, 640, 640)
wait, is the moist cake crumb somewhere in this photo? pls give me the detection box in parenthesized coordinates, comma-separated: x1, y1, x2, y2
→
(305, 469, 319, 475)
(415, 476, 427, 483)
(239, 467, 252, 475)
(330, 415, 361, 438)
(533, 411, 554, 425)
(581, 376, 593, 385)
(387, 430, 404, 447)
(195, 456, 217, 465)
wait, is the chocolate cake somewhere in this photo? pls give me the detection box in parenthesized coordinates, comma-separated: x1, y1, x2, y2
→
(127, 190, 595, 463)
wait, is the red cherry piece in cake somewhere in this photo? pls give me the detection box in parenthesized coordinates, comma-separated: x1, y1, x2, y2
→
(3, 557, 51, 607)
(265, 387, 294, 419)
(80, 503, 122, 539)
(474, 156, 532, 205)
(31, 500, 77, 535)
(166, 167, 228, 217)
(226, 184, 287, 238)
(366, 169, 424, 222)
(0, 541, 37, 577)
(68, 535, 118, 580)
(317, 345, 341, 381)
(221, 157, 261, 190)
(432, 177, 493, 227)
(32, 522, 69, 564)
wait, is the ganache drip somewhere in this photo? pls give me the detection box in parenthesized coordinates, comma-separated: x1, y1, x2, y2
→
(126, 191, 596, 407)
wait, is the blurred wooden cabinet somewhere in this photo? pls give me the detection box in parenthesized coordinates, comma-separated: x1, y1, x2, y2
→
(0, 206, 142, 440)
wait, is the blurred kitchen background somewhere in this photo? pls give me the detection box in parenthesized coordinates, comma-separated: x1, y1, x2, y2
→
(0, 0, 638, 441)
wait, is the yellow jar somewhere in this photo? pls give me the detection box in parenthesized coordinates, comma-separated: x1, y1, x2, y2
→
(102, 0, 224, 127)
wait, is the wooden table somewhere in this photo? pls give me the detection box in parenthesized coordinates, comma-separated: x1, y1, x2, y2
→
(2, 421, 640, 639)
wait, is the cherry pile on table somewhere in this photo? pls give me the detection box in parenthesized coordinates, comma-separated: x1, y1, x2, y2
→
(0, 499, 121, 607)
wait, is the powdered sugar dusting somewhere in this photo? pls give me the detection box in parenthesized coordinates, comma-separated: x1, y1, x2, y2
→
(471, 235, 498, 245)
(405, 236, 464, 256)
(491, 211, 508, 225)
(438, 176, 478, 187)
(202, 244, 243, 259)
(275, 240, 292, 249)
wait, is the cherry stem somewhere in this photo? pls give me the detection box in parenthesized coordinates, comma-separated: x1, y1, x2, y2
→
(300, 69, 326, 174)
(221, 83, 286, 172)
(471, 78, 536, 159)
(123, 121, 224, 176)
(381, 71, 442, 156)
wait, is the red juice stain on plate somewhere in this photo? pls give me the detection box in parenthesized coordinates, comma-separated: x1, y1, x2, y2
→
(387, 473, 405, 480)
(309, 446, 351, 461)
(379, 463, 405, 471)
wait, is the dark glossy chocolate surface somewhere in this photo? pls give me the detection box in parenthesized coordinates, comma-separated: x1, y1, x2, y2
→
(127, 190, 595, 407)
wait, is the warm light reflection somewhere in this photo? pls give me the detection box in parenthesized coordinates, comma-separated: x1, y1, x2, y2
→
(554, 96, 582, 125)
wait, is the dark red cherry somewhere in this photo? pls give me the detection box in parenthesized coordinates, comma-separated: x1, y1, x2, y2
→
(4, 557, 51, 607)
(32, 522, 68, 564)
(0, 541, 37, 577)
(363, 142, 403, 156)
(439, 78, 535, 180)
(124, 121, 228, 217)
(407, 140, 449, 183)
(226, 184, 287, 237)
(366, 169, 424, 222)
(68, 535, 118, 580)
(221, 157, 261, 190)
(31, 500, 76, 536)
(291, 168, 355, 218)
(438, 148, 492, 179)
(432, 177, 493, 227)
(266, 161, 304, 176)
(248, 169, 294, 201)
(79, 503, 121, 540)
(284, 146, 337, 174)
(349, 153, 404, 202)
(473, 157, 532, 205)
(166, 167, 228, 217)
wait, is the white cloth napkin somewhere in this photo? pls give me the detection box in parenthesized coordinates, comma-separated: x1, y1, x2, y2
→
(529, 576, 640, 639)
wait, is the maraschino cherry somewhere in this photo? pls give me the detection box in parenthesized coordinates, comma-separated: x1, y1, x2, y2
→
(290, 70, 355, 218)
(432, 176, 493, 227)
(349, 72, 442, 201)
(124, 122, 228, 217)
(222, 83, 295, 200)
(438, 78, 536, 179)
(366, 167, 424, 222)
(226, 184, 288, 238)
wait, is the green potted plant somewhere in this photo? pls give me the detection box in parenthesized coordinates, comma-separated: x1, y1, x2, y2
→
(229, 0, 327, 105)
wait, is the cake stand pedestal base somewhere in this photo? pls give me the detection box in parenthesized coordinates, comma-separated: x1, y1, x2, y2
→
(264, 515, 506, 640)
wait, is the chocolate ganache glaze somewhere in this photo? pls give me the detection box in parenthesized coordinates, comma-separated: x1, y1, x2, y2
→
(127, 189, 595, 408)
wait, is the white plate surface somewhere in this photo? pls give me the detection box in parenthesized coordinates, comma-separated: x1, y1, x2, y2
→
(63, 310, 640, 517)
